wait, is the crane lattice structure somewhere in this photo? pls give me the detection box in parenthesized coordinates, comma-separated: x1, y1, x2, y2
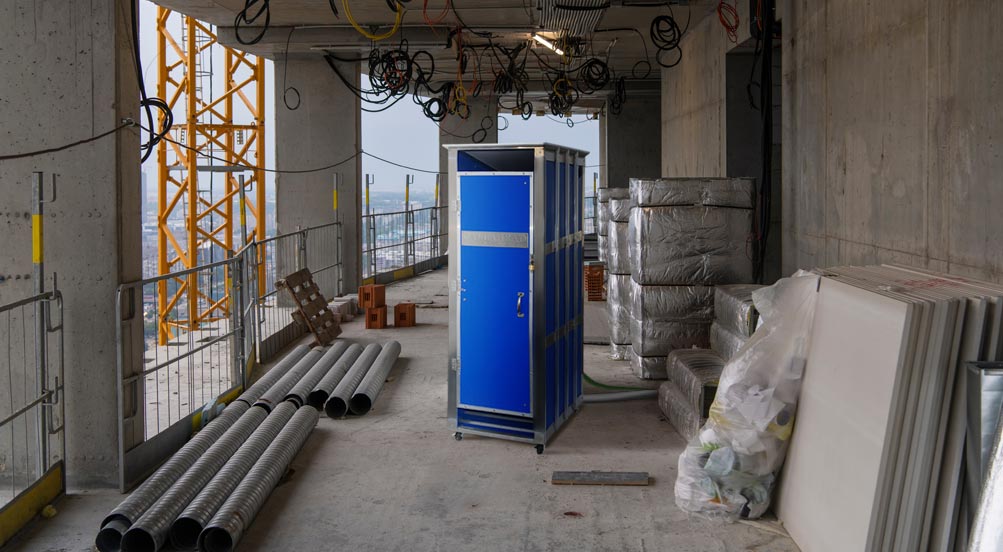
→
(155, 8, 266, 344)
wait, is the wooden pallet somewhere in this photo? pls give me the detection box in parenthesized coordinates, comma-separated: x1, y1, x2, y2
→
(276, 268, 341, 346)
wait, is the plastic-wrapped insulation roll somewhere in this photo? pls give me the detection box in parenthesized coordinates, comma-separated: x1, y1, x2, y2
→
(95, 401, 249, 552)
(324, 343, 382, 418)
(307, 343, 364, 409)
(282, 342, 349, 407)
(169, 401, 298, 550)
(349, 341, 402, 415)
(253, 347, 325, 412)
(235, 344, 310, 406)
(198, 406, 320, 552)
(119, 406, 269, 552)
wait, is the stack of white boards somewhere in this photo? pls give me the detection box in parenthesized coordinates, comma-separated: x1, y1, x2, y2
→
(776, 264, 1003, 552)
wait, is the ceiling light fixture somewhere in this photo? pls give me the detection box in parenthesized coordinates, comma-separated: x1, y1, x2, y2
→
(532, 34, 565, 56)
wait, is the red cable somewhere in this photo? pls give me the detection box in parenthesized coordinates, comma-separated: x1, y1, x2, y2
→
(717, 0, 740, 43)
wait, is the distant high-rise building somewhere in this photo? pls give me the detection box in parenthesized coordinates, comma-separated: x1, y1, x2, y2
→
(140, 172, 149, 224)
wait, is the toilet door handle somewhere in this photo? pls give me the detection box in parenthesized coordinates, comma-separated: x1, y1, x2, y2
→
(516, 292, 525, 318)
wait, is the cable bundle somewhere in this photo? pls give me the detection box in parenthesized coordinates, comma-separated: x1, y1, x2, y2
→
(650, 10, 689, 68)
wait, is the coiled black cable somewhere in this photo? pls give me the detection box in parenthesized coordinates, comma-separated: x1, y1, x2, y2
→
(235, 0, 270, 46)
(577, 58, 610, 94)
(131, 0, 171, 161)
(650, 10, 689, 68)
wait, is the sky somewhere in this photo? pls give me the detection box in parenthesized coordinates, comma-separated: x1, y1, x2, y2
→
(138, 1, 600, 198)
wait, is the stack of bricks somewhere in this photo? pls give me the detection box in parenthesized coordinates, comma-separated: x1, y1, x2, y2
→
(360, 284, 387, 329)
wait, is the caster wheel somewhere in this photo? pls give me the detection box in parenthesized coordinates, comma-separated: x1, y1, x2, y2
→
(535, 444, 545, 455)
(454, 432, 463, 441)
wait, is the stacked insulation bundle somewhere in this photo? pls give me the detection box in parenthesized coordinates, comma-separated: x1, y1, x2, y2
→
(627, 177, 755, 379)
(710, 284, 763, 360)
(604, 188, 633, 360)
(596, 187, 617, 264)
(659, 285, 762, 440)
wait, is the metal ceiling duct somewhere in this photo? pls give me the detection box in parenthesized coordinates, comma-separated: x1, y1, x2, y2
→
(539, 0, 609, 36)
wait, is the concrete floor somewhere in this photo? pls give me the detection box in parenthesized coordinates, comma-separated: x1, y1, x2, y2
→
(4, 269, 797, 552)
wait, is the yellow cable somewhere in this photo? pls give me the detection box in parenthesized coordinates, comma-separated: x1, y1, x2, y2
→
(342, 0, 403, 41)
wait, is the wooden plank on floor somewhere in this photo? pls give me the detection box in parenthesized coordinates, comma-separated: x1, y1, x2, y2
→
(551, 471, 650, 486)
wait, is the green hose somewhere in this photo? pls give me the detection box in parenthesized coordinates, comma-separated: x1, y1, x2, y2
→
(583, 372, 652, 392)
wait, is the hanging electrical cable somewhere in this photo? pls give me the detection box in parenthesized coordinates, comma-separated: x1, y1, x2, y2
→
(650, 6, 690, 68)
(131, 0, 172, 162)
(281, 28, 301, 110)
(717, 0, 740, 43)
(234, 0, 270, 46)
(342, 0, 404, 41)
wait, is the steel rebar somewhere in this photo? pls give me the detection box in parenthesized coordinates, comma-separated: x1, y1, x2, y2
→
(120, 406, 269, 552)
(307, 343, 364, 409)
(253, 347, 324, 412)
(349, 341, 402, 415)
(235, 344, 310, 406)
(283, 342, 349, 407)
(169, 402, 298, 550)
(324, 343, 382, 418)
(96, 401, 249, 552)
(198, 406, 320, 552)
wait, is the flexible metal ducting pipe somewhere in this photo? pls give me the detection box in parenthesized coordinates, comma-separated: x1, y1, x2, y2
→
(198, 406, 319, 552)
(253, 347, 325, 412)
(583, 390, 658, 403)
(235, 344, 310, 407)
(349, 341, 402, 416)
(120, 406, 269, 552)
(282, 342, 349, 407)
(307, 343, 364, 409)
(96, 402, 250, 552)
(324, 343, 382, 418)
(169, 402, 298, 550)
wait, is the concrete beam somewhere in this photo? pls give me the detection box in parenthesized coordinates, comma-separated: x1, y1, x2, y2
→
(0, 0, 142, 488)
(274, 56, 363, 294)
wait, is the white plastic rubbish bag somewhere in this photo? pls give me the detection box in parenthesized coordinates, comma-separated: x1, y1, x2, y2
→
(674, 270, 821, 519)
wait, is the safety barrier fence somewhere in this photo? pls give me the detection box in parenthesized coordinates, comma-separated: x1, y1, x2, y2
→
(362, 205, 446, 281)
(114, 222, 341, 491)
(0, 291, 65, 546)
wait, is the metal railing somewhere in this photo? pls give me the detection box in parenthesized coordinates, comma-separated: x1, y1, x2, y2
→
(0, 290, 65, 513)
(362, 206, 446, 279)
(253, 222, 342, 359)
(584, 194, 597, 235)
(114, 222, 342, 490)
(116, 255, 246, 489)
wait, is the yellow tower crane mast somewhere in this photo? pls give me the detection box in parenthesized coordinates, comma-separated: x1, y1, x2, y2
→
(155, 8, 266, 344)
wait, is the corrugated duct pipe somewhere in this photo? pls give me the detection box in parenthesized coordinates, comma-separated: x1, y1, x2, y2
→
(235, 344, 310, 407)
(120, 406, 269, 552)
(283, 342, 348, 407)
(253, 347, 325, 412)
(198, 405, 320, 552)
(307, 343, 364, 409)
(95, 401, 249, 552)
(349, 341, 402, 415)
(324, 343, 382, 418)
(169, 401, 298, 550)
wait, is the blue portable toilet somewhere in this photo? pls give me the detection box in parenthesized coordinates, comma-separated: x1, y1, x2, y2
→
(444, 143, 588, 454)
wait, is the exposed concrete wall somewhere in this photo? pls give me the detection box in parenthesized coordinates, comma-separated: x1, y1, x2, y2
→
(782, 0, 1003, 281)
(602, 91, 662, 189)
(0, 0, 142, 488)
(274, 56, 362, 293)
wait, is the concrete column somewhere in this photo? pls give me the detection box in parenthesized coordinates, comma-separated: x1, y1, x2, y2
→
(437, 98, 499, 255)
(0, 0, 142, 488)
(601, 90, 662, 189)
(273, 56, 362, 294)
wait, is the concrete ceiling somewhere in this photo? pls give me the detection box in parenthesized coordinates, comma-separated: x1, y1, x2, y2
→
(150, 0, 715, 113)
